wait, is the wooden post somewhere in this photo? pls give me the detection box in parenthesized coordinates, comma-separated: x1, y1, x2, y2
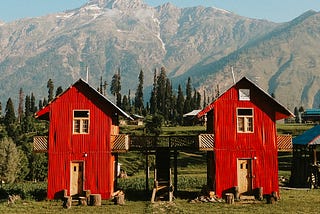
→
(225, 193, 234, 204)
(63, 196, 72, 209)
(233, 186, 240, 201)
(114, 153, 119, 190)
(145, 151, 149, 198)
(89, 194, 101, 206)
(174, 148, 178, 196)
(78, 197, 87, 206)
(84, 190, 91, 205)
(257, 187, 263, 201)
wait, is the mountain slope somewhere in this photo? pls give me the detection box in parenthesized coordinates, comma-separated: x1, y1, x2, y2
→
(183, 10, 320, 108)
(1, 0, 317, 110)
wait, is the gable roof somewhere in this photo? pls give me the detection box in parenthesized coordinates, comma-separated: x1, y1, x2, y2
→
(197, 76, 294, 120)
(293, 125, 320, 146)
(183, 110, 202, 117)
(35, 79, 133, 120)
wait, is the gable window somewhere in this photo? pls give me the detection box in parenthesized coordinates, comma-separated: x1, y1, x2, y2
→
(237, 108, 253, 133)
(239, 89, 250, 101)
(73, 110, 90, 134)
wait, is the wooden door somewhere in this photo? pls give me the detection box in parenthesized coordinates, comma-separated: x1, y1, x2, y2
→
(237, 159, 252, 194)
(70, 162, 83, 196)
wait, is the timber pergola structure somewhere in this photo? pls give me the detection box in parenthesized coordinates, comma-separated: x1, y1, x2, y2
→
(111, 134, 214, 201)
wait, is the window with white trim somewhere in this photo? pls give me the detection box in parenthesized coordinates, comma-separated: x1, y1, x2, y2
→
(237, 108, 253, 133)
(73, 110, 90, 134)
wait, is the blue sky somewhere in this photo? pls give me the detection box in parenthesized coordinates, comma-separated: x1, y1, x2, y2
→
(0, 0, 319, 23)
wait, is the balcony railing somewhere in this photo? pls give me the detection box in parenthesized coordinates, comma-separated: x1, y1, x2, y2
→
(198, 134, 214, 151)
(33, 136, 48, 153)
(111, 134, 130, 152)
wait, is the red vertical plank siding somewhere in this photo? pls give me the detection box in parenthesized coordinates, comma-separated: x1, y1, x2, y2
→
(46, 85, 116, 199)
(212, 83, 279, 198)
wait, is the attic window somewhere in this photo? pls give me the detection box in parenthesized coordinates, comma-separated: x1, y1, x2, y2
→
(239, 89, 250, 101)
(237, 108, 254, 133)
(73, 110, 90, 134)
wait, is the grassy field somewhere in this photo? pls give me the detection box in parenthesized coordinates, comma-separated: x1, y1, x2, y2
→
(1, 124, 318, 213)
(1, 185, 320, 213)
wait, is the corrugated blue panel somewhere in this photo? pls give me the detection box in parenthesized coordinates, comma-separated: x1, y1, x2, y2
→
(293, 125, 320, 145)
(304, 109, 320, 115)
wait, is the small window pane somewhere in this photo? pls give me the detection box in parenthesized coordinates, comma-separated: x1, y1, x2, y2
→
(238, 117, 244, 132)
(74, 111, 89, 118)
(82, 119, 89, 133)
(238, 109, 253, 116)
(74, 120, 80, 133)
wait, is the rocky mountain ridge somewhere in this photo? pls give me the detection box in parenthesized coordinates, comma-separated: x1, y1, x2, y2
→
(0, 0, 319, 109)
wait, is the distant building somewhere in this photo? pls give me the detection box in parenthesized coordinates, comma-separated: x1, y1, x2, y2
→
(290, 125, 320, 188)
(183, 110, 203, 125)
(198, 77, 293, 198)
(301, 109, 320, 123)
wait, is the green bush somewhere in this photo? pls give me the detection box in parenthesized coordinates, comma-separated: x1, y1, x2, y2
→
(0, 181, 47, 200)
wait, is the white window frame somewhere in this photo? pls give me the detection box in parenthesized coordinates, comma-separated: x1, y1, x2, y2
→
(73, 110, 90, 134)
(237, 108, 254, 133)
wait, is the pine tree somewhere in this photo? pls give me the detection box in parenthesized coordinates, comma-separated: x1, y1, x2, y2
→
(4, 98, 16, 127)
(122, 95, 129, 112)
(56, 86, 63, 97)
(110, 68, 121, 106)
(164, 79, 173, 121)
(156, 67, 167, 115)
(184, 77, 192, 113)
(176, 84, 184, 125)
(31, 93, 37, 113)
(25, 95, 31, 117)
(135, 70, 144, 115)
(150, 69, 157, 114)
(38, 100, 43, 110)
(203, 90, 207, 108)
(43, 98, 48, 106)
(47, 79, 54, 102)
(18, 88, 24, 123)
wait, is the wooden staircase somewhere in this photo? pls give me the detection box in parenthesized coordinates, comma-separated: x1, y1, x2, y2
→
(151, 148, 174, 203)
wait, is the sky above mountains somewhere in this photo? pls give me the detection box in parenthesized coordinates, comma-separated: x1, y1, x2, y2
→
(0, 0, 319, 23)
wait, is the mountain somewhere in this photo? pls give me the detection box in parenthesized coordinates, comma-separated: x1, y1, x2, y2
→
(0, 0, 318, 110)
(183, 10, 320, 109)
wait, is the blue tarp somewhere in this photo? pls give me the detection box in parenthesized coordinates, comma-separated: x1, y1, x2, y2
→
(293, 125, 320, 145)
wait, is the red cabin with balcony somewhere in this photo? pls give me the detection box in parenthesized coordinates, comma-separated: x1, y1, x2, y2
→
(197, 77, 293, 198)
(34, 79, 132, 200)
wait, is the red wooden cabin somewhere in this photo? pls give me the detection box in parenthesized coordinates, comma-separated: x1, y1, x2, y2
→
(197, 77, 293, 198)
(35, 79, 132, 199)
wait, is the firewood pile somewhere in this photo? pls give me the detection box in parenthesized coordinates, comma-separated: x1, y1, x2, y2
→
(189, 195, 224, 203)
(7, 194, 21, 205)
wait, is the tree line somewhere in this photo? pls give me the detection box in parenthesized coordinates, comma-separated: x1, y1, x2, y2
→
(110, 67, 205, 126)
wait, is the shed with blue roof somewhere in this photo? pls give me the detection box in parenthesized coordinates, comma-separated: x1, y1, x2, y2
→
(290, 125, 320, 188)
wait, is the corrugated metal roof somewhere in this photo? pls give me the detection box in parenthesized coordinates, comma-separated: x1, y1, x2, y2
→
(35, 78, 133, 120)
(277, 135, 292, 151)
(292, 125, 320, 145)
(304, 109, 320, 115)
(183, 110, 201, 117)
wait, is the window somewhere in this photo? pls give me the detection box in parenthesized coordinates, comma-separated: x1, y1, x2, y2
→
(239, 89, 250, 101)
(73, 110, 89, 134)
(237, 108, 253, 133)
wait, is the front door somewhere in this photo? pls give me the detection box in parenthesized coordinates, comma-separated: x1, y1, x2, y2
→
(70, 162, 83, 196)
(237, 159, 252, 194)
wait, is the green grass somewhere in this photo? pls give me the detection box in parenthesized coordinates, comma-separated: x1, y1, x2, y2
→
(276, 123, 315, 136)
(1, 189, 320, 213)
